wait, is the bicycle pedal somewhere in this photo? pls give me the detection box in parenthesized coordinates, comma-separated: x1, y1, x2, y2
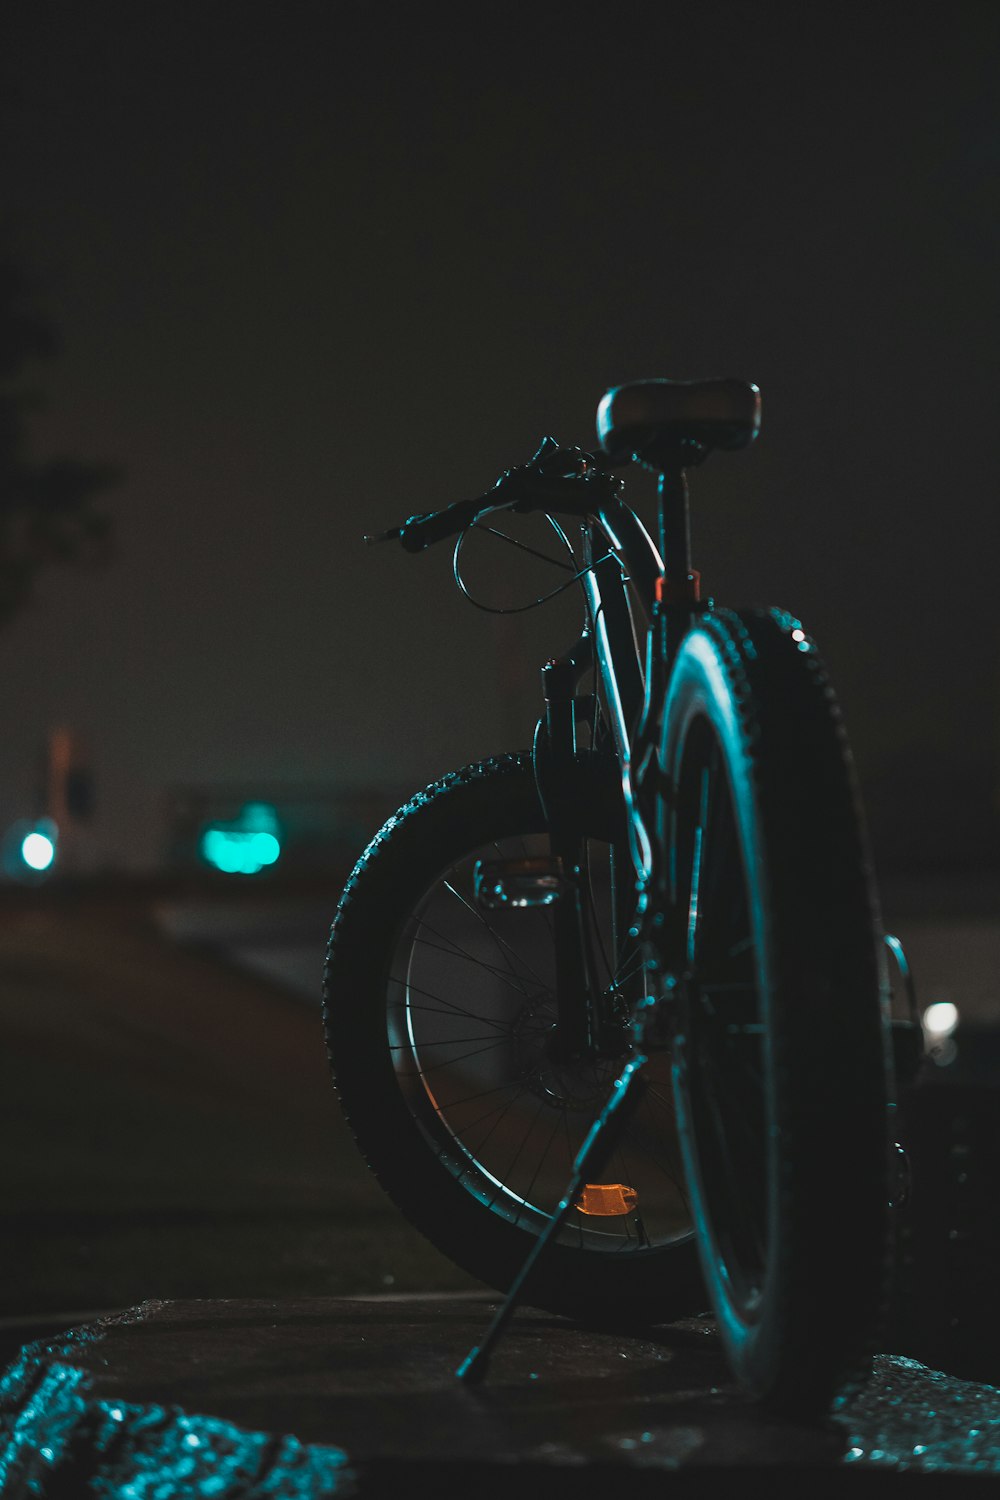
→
(473, 855, 568, 909)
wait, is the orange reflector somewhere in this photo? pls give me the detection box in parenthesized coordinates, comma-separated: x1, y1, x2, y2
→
(576, 1183, 638, 1217)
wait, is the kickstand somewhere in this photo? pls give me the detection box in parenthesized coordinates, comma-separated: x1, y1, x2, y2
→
(455, 1047, 649, 1384)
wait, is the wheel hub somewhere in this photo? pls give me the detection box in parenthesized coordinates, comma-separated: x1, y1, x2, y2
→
(513, 1005, 620, 1111)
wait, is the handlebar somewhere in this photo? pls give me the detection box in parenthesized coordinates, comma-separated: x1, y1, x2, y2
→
(396, 487, 510, 554)
(366, 438, 626, 553)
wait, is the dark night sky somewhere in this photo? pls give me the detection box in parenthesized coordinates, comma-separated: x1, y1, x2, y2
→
(1, 2, 998, 871)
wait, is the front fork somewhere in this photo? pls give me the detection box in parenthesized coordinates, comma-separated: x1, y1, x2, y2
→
(532, 625, 700, 1061)
(532, 646, 630, 1062)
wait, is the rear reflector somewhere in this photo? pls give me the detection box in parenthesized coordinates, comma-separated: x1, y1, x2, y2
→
(576, 1183, 638, 1217)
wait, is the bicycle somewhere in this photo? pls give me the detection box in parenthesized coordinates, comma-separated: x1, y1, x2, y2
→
(322, 378, 902, 1416)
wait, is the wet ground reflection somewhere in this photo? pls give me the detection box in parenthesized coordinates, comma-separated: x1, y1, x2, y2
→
(839, 1353, 1000, 1474)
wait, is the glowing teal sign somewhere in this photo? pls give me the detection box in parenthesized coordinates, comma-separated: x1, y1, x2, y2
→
(199, 803, 282, 875)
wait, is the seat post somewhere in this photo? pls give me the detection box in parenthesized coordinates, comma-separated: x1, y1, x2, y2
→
(657, 462, 693, 593)
(654, 462, 702, 678)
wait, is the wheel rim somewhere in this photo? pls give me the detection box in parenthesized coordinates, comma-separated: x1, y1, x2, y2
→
(670, 714, 772, 1313)
(387, 827, 695, 1254)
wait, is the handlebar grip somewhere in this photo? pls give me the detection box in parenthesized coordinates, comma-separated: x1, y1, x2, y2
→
(397, 489, 498, 552)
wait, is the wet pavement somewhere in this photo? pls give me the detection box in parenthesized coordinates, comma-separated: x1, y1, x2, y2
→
(6, 1293, 1000, 1495)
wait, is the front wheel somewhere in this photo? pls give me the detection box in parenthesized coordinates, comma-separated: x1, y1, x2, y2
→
(323, 753, 705, 1323)
(655, 608, 892, 1415)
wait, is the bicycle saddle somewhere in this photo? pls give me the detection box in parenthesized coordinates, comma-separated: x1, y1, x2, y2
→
(596, 378, 761, 468)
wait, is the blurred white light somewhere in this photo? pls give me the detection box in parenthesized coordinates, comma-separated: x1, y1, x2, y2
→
(922, 1001, 959, 1038)
(21, 831, 55, 871)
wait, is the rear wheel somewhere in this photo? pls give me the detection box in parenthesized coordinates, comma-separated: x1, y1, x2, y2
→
(656, 608, 891, 1414)
(323, 753, 704, 1322)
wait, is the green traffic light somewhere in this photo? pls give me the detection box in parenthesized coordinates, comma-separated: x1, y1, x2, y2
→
(21, 830, 56, 870)
(199, 804, 282, 875)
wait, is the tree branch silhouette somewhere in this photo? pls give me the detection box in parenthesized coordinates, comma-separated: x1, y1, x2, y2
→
(0, 257, 120, 629)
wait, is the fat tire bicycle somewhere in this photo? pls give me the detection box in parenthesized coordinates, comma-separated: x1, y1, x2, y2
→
(322, 378, 898, 1416)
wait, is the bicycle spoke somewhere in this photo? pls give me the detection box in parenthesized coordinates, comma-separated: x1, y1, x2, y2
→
(455, 1088, 539, 1176)
(391, 1031, 512, 1051)
(407, 1039, 515, 1081)
(446, 1087, 536, 1148)
(582, 846, 615, 988)
(563, 1111, 585, 1247)
(412, 929, 552, 998)
(391, 996, 515, 1036)
(426, 1075, 530, 1113)
(442, 880, 549, 991)
(388, 975, 517, 1031)
(609, 951, 647, 990)
(420, 902, 538, 997)
(514, 1106, 573, 1226)
(488, 1093, 552, 1208)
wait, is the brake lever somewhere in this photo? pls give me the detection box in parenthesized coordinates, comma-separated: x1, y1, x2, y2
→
(363, 526, 404, 546)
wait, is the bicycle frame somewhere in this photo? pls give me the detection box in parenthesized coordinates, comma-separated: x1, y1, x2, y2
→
(531, 492, 668, 1062)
